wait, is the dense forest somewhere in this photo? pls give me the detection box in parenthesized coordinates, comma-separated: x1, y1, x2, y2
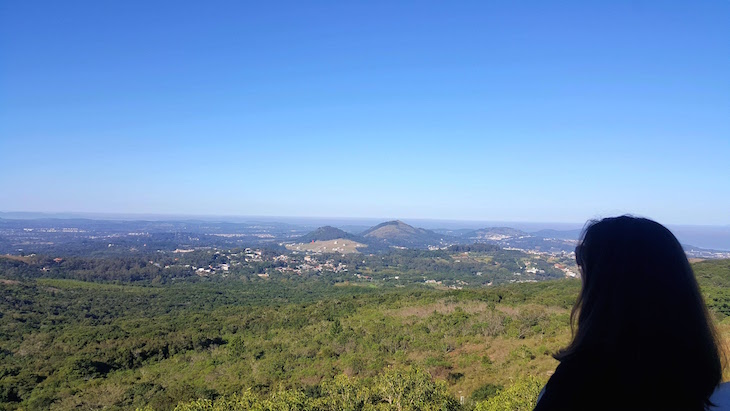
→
(1, 256, 729, 410)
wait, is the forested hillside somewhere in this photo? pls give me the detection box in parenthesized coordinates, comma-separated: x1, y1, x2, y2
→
(1, 258, 729, 411)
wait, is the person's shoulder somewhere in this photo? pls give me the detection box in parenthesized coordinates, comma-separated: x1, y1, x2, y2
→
(533, 353, 612, 411)
(709, 382, 730, 410)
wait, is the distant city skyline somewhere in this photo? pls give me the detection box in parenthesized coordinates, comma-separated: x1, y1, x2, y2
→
(2, 1, 728, 225)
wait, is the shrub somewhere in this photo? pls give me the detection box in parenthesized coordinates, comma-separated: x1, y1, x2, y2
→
(474, 376, 543, 411)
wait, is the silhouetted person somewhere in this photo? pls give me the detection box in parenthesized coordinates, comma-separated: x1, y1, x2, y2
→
(534, 216, 724, 411)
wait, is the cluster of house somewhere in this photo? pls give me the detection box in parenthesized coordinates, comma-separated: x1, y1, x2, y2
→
(167, 247, 355, 277)
(191, 263, 230, 275)
(685, 249, 730, 259)
(191, 248, 268, 275)
(424, 278, 468, 290)
(22, 227, 85, 233)
(243, 248, 263, 261)
(553, 263, 578, 278)
(155, 244, 582, 284)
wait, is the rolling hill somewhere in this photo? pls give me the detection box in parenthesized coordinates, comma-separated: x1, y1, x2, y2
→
(361, 220, 446, 248)
(293, 221, 448, 251)
(296, 226, 362, 243)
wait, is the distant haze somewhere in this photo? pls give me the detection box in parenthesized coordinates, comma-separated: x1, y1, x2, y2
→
(1, 211, 728, 251)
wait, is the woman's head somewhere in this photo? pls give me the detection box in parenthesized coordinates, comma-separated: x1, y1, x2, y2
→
(559, 216, 722, 407)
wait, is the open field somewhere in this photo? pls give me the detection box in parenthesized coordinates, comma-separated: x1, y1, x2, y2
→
(286, 239, 367, 254)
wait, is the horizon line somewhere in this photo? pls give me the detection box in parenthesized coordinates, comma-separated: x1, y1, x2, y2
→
(1, 210, 728, 228)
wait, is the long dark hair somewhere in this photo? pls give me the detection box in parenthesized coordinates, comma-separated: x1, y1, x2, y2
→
(556, 216, 723, 409)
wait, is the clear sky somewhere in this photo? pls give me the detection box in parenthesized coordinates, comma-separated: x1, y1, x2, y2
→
(1, 1, 728, 225)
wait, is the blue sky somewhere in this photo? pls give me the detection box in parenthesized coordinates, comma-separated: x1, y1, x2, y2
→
(1, 1, 728, 225)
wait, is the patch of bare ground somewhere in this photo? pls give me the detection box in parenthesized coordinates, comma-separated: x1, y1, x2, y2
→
(483, 337, 515, 365)
(496, 303, 568, 316)
(0, 255, 32, 263)
(50, 384, 128, 411)
(386, 300, 491, 318)
(406, 350, 431, 363)
(495, 304, 518, 316)
(0, 279, 21, 285)
(544, 305, 569, 315)
(285, 239, 365, 254)
(447, 342, 487, 359)
(300, 374, 323, 385)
